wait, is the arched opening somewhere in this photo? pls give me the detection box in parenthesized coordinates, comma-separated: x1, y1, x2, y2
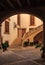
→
(1, 14, 43, 48)
(0, 1, 45, 65)
(1, 14, 42, 64)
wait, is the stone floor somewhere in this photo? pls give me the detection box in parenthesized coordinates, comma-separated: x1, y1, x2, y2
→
(0, 46, 45, 65)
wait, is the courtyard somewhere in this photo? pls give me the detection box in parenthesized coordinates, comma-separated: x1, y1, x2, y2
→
(0, 46, 45, 65)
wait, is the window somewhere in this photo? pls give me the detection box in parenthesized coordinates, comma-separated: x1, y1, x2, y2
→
(4, 20, 9, 34)
(30, 15, 35, 26)
(17, 14, 20, 26)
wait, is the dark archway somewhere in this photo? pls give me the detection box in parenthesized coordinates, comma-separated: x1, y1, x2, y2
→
(0, 8, 44, 23)
(0, 0, 45, 59)
(0, 0, 45, 23)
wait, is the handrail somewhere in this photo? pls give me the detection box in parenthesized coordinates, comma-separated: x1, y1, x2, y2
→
(22, 24, 43, 41)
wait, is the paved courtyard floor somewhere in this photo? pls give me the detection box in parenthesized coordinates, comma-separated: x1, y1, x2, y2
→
(0, 46, 45, 65)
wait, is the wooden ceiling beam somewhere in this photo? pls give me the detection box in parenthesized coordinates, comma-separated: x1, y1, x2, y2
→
(0, 2, 7, 9)
(27, 0, 31, 6)
(6, 0, 15, 8)
(16, 0, 22, 7)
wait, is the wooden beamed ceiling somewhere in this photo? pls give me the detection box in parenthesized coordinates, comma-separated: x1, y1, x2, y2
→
(6, 0, 15, 8)
(0, 0, 45, 10)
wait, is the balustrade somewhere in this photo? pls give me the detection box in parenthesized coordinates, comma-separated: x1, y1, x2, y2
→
(22, 24, 43, 42)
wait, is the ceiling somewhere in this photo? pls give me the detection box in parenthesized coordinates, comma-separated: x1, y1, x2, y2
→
(0, 0, 45, 23)
(0, 0, 45, 10)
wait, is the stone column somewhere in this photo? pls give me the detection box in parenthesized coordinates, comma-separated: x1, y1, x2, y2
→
(0, 24, 2, 48)
(42, 22, 45, 58)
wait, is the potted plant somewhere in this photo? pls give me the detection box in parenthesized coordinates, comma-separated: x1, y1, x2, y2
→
(35, 43, 42, 48)
(2, 41, 9, 51)
(40, 46, 45, 58)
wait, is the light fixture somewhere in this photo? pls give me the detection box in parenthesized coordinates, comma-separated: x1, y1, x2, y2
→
(14, 22, 20, 28)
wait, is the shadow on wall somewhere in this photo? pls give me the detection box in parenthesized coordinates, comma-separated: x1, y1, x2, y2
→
(34, 31, 43, 44)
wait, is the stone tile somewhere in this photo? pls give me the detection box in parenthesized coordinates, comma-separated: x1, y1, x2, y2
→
(34, 59, 45, 65)
(0, 47, 45, 65)
(4, 60, 38, 65)
(0, 51, 25, 65)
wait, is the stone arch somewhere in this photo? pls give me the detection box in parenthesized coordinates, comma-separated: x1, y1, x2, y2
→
(0, 0, 45, 58)
(0, 8, 44, 24)
(1, 9, 44, 46)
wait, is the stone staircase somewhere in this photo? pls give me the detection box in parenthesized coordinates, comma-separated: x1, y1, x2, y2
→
(10, 37, 22, 48)
(22, 24, 43, 44)
(10, 25, 43, 47)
